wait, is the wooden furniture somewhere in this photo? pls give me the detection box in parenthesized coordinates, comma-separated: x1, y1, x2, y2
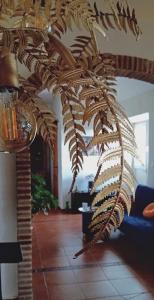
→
(71, 191, 97, 212)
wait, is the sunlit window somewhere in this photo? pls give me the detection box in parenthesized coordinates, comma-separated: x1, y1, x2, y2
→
(129, 113, 149, 170)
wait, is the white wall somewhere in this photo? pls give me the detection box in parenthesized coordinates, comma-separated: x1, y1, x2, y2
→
(120, 88, 154, 188)
(48, 93, 64, 209)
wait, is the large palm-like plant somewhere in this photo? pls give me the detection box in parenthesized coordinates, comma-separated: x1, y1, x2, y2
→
(0, 0, 141, 257)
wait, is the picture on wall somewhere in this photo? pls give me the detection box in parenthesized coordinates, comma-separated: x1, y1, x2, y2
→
(83, 136, 100, 156)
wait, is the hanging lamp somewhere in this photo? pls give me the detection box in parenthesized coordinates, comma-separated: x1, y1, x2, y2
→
(0, 49, 37, 153)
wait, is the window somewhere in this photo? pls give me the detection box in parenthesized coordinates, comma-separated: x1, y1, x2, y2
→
(129, 113, 149, 171)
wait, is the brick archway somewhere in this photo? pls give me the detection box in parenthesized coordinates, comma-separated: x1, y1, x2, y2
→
(103, 54, 154, 83)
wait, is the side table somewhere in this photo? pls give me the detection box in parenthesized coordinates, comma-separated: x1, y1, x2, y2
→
(71, 192, 98, 212)
(78, 207, 95, 241)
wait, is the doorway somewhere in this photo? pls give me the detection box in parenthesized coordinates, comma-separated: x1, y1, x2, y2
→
(30, 133, 58, 197)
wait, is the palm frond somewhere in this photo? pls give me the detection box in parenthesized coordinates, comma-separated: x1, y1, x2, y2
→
(74, 72, 136, 258)
(93, 1, 142, 40)
(61, 86, 86, 191)
(71, 35, 98, 68)
(18, 78, 57, 154)
(46, 34, 76, 67)
(36, 110, 57, 152)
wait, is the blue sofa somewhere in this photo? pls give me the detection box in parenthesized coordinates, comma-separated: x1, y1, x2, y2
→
(119, 185, 154, 247)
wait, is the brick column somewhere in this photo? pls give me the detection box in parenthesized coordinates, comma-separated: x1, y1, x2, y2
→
(16, 151, 32, 300)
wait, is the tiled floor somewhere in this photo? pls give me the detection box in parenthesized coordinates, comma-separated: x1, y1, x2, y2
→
(32, 211, 154, 300)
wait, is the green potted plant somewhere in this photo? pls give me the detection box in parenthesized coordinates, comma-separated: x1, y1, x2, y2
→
(31, 174, 58, 214)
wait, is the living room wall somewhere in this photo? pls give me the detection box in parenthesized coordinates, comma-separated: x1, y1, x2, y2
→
(120, 86, 154, 187)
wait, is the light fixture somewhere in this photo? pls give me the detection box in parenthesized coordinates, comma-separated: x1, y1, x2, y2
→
(0, 49, 37, 153)
(0, 1, 51, 30)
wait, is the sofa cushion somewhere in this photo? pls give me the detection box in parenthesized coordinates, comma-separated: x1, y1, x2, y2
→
(120, 214, 154, 244)
(133, 185, 154, 215)
(143, 203, 154, 218)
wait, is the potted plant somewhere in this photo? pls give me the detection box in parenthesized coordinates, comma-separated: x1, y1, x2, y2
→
(31, 174, 58, 214)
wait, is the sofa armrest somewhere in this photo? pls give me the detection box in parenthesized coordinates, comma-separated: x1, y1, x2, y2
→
(133, 185, 154, 215)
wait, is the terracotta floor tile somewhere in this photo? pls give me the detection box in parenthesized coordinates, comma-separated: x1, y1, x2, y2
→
(64, 245, 85, 256)
(45, 269, 77, 285)
(32, 212, 154, 299)
(40, 246, 66, 258)
(79, 280, 118, 298)
(36, 238, 64, 248)
(41, 254, 70, 268)
(68, 253, 98, 266)
(61, 237, 84, 247)
(103, 264, 135, 279)
(32, 252, 42, 269)
(33, 272, 49, 300)
(127, 292, 154, 300)
(110, 277, 148, 295)
(48, 283, 85, 300)
(90, 297, 124, 300)
(32, 245, 42, 268)
(123, 294, 142, 300)
(123, 293, 154, 300)
(73, 267, 107, 283)
(97, 250, 123, 264)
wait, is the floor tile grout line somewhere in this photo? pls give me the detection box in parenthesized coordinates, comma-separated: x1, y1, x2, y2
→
(42, 271, 50, 300)
(120, 292, 153, 300)
(32, 260, 128, 273)
(32, 257, 154, 273)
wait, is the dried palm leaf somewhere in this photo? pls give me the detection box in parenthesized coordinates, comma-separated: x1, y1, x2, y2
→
(93, 1, 142, 40)
(18, 77, 57, 154)
(71, 35, 98, 68)
(61, 86, 86, 191)
(74, 73, 136, 258)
